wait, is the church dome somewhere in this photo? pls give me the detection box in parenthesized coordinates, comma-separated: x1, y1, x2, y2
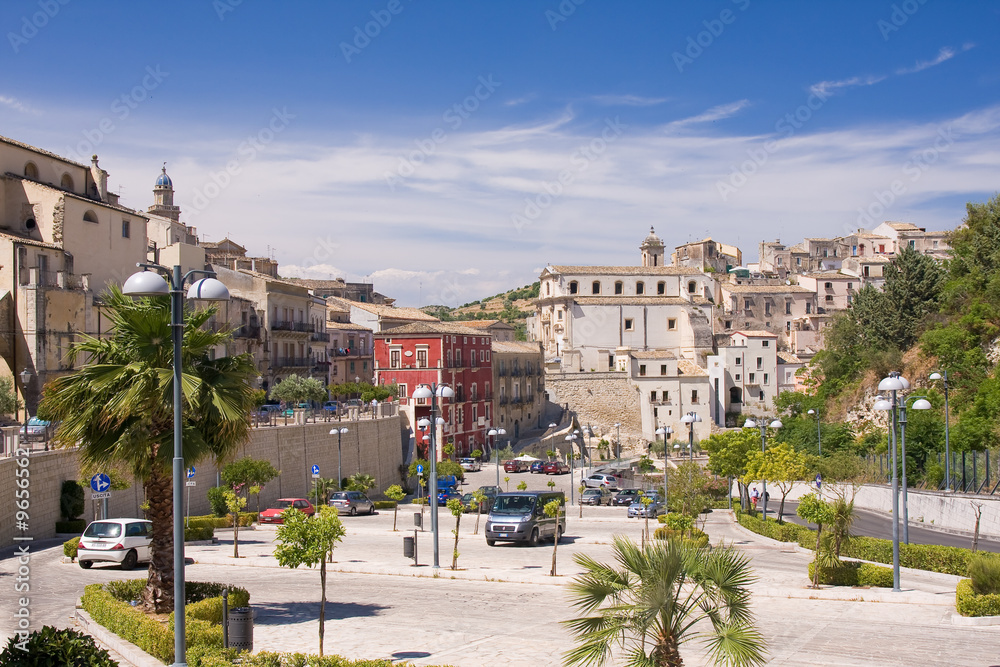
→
(641, 226, 664, 248)
(155, 165, 173, 188)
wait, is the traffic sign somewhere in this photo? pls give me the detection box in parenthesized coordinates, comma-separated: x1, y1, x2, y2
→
(186, 481, 196, 487)
(90, 473, 111, 493)
(187, 467, 196, 478)
(311, 464, 320, 478)
(91, 491, 111, 500)
(416, 464, 424, 475)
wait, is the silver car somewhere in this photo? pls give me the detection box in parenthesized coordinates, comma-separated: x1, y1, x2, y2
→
(628, 497, 666, 518)
(329, 491, 375, 516)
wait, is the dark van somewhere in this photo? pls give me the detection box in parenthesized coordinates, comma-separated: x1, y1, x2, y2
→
(484, 491, 566, 546)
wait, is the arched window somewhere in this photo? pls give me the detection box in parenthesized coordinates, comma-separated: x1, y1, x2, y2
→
(687, 280, 697, 294)
(23, 162, 38, 179)
(83, 210, 98, 223)
(592, 281, 601, 294)
(657, 281, 665, 295)
(60, 173, 74, 191)
(569, 281, 578, 295)
(614, 281, 623, 295)
(636, 281, 645, 295)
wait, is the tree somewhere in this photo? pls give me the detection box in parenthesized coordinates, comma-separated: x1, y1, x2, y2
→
(504, 476, 510, 491)
(796, 493, 837, 588)
(274, 506, 346, 656)
(578, 485, 585, 519)
(472, 488, 487, 535)
(40, 287, 255, 612)
(0, 376, 22, 417)
(346, 473, 376, 492)
(703, 429, 759, 509)
(743, 442, 808, 523)
(667, 461, 713, 519)
(223, 488, 247, 558)
(384, 484, 406, 531)
(269, 374, 326, 406)
(544, 498, 562, 576)
(517, 480, 528, 491)
(221, 457, 280, 513)
(564, 536, 767, 667)
(446, 498, 463, 570)
(829, 495, 856, 558)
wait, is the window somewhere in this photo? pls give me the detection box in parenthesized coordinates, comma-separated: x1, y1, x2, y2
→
(763, 373, 769, 385)
(636, 281, 645, 295)
(121, 219, 130, 238)
(557, 310, 563, 320)
(660, 364, 667, 375)
(762, 340, 769, 348)
(847, 283, 853, 291)
(390, 349, 401, 368)
(415, 349, 427, 368)
(879, 244, 885, 254)
(735, 357, 742, 366)
(480, 350, 485, 362)
(61, 173, 74, 190)
(650, 390, 657, 402)
(785, 301, 792, 315)
(756, 357, 763, 369)
(545, 282, 550, 295)
(592, 281, 601, 294)
(349, 361, 356, 374)
(805, 302, 812, 314)
(624, 318, 634, 331)
(749, 373, 755, 383)
(615, 281, 623, 295)
(765, 303, 771, 316)
(823, 249, 829, 257)
(657, 281, 665, 295)
(724, 320, 731, 329)
(796, 257, 802, 266)
(825, 282, 833, 289)
(667, 318, 676, 330)
(691, 390, 699, 404)
(852, 245, 858, 256)
(569, 281, 578, 294)
(826, 295, 834, 302)
(908, 240, 915, 249)
(744, 298, 752, 310)
(456, 350, 462, 366)
(663, 390, 670, 403)
(83, 210, 98, 223)
(23, 162, 38, 179)
(639, 364, 646, 376)
(687, 281, 696, 294)
(777, 257, 783, 266)
(608, 354, 614, 370)
(472, 405, 478, 422)
(735, 374, 741, 381)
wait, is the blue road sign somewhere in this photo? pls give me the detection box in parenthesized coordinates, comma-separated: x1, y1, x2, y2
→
(90, 473, 111, 493)
(311, 464, 320, 476)
(187, 467, 196, 478)
(416, 464, 424, 475)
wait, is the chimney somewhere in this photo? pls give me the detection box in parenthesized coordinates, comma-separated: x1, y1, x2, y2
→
(90, 155, 108, 201)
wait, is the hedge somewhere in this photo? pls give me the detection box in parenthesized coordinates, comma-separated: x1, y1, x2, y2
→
(63, 536, 80, 561)
(186, 646, 458, 667)
(373, 501, 397, 510)
(807, 560, 894, 587)
(652, 527, 710, 548)
(186, 525, 216, 542)
(956, 579, 1000, 617)
(188, 513, 256, 529)
(82, 583, 174, 663)
(735, 510, 810, 543)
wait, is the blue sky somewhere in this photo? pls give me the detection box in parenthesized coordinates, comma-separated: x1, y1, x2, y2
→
(1, 1, 998, 306)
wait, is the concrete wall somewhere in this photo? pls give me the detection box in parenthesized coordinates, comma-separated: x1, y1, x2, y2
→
(0, 416, 403, 550)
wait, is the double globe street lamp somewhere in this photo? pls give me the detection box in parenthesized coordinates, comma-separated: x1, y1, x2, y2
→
(487, 427, 506, 488)
(123, 263, 231, 667)
(655, 425, 672, 508)
(329, 427, 349, 489)
(412, 383, 454, 569)
(679, 412, 702, 462)
(743, 417, 782, 522)
(929, 371, 951, 491)
(806, 408, 822, 455)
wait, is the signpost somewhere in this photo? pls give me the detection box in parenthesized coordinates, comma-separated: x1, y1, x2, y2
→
(311, 464, 321, 507)
(416, 464, 425, 530)
(185, 467, 196, 527)
(90, 473, 111, 520)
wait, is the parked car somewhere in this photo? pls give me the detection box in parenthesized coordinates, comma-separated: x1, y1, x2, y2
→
(19, 417, 50, 441)
(529, 460, 546, 474)
(613, 488, 642, 506)
(485, 491, 566, 546)
(461, 491, 494, 514)
(477, 485, 503, 497)
(259, 498, 315, 524)
(628, 498, 666, 519)
(323, 401, 340, 413)
(428, 487, 463, 505)
(437, 474, 461, 489)
(581, 487, 612, 506)
(504, 460, 528, 473)
(542, 461, 570, 475)
(77, 518, 152, 570)
(329, 491, 374, 516)
(459, 457, 482, 472)
(583, 473, 619, 489)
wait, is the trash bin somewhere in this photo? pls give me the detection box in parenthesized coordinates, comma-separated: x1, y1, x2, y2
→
(413, 512, 422, 528)
(403, 535, 415, 558)
(228, 606, 253, 652)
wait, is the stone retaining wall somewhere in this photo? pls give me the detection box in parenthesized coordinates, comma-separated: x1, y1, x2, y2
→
(545, 372, 643, 450)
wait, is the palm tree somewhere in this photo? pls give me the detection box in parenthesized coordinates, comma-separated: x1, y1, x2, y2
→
(41, 287, 256, 613)
(564, 536, 767, 667)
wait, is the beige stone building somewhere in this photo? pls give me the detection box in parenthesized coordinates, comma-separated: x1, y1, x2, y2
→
(461, 319, 517, 342)
(328, 296, 438, 333)
(492, 340, 545, 439)
(327, 299, 374, 386)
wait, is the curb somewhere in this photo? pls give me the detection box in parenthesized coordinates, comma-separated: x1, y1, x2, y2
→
(75, 607, 163, 667)
(950, 611, 1000, 626)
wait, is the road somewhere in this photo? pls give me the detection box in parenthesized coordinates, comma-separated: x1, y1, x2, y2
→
(772, 499, 1000, 553)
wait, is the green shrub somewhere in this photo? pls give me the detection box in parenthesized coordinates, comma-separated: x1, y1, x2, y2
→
(207, 486, 229, 517)
(63, 536, 80, 560)
(736, 510, 809, 543)
(186, 525, 216, 541)
(373, 500, 397, 510)
(956, 578, 1000, 617)
(186, 647, 457, 666)
(838, 536, 972, 576)
(0, 626, 118, 666)
(103, 578, 145, 603)
(808, 561, 859, 586)
(82, 583, 174, 662)
(60, 479, 85, 522)
(857, 563, 895, 587)
(653, 526, 710, 548)
(968, 554, 1000, 595)
(188, 513, 256, 529)
(56, 519, 86, 534)
(185, 582, 250, 605)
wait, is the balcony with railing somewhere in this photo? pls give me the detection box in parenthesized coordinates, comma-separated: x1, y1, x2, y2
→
(233, 324, 261, 339)
(274, 357, 312, 368)
(271, 320, 315, 333)
(311, 331, 331, 342)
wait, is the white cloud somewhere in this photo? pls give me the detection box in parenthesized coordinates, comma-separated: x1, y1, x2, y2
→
(0, 95, 34, 114)
(809, 75, 885, 98)
(896, 47, 957, 75)
(663, 100, 750, 131)
(591, 94, 669, 107)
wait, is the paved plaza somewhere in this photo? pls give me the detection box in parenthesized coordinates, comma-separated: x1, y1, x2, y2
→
(4, 490, 1000, 666)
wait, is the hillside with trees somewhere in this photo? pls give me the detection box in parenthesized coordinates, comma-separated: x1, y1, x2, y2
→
(421, 282, 539, 340)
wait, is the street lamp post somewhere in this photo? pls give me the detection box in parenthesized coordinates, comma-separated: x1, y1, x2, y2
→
(329, 427, 349, 488)
(123, 263, 231, 667)
(488, 427, 506, 488)
(614, 422, 621, 469)
(565, 433, 577, 505)
(743, 417, 782, 522)
(19, 368, 33, 450)
(680, 412, 702, 463)
(929, 371, 951, 491)
(412, 383, 454, 569)
(807, 408, 822, 455)
(897, 394, 932, 544)
(655, 426, 671, 507)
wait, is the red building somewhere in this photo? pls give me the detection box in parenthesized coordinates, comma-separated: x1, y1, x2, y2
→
(375, 322, 493, 458)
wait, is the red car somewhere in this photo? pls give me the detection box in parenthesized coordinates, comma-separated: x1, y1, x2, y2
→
(542, 461, 570, 474)
(503, 460, 528, 473)
(259, 498, 315, 524)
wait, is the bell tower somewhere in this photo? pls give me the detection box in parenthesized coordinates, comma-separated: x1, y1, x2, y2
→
(640, 226, 665, 267)
(148, 164, 181, 221)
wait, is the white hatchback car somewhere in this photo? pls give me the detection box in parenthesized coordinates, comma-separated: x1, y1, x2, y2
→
(78, 518, 152, 570)
(459, 457, 482, 472)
